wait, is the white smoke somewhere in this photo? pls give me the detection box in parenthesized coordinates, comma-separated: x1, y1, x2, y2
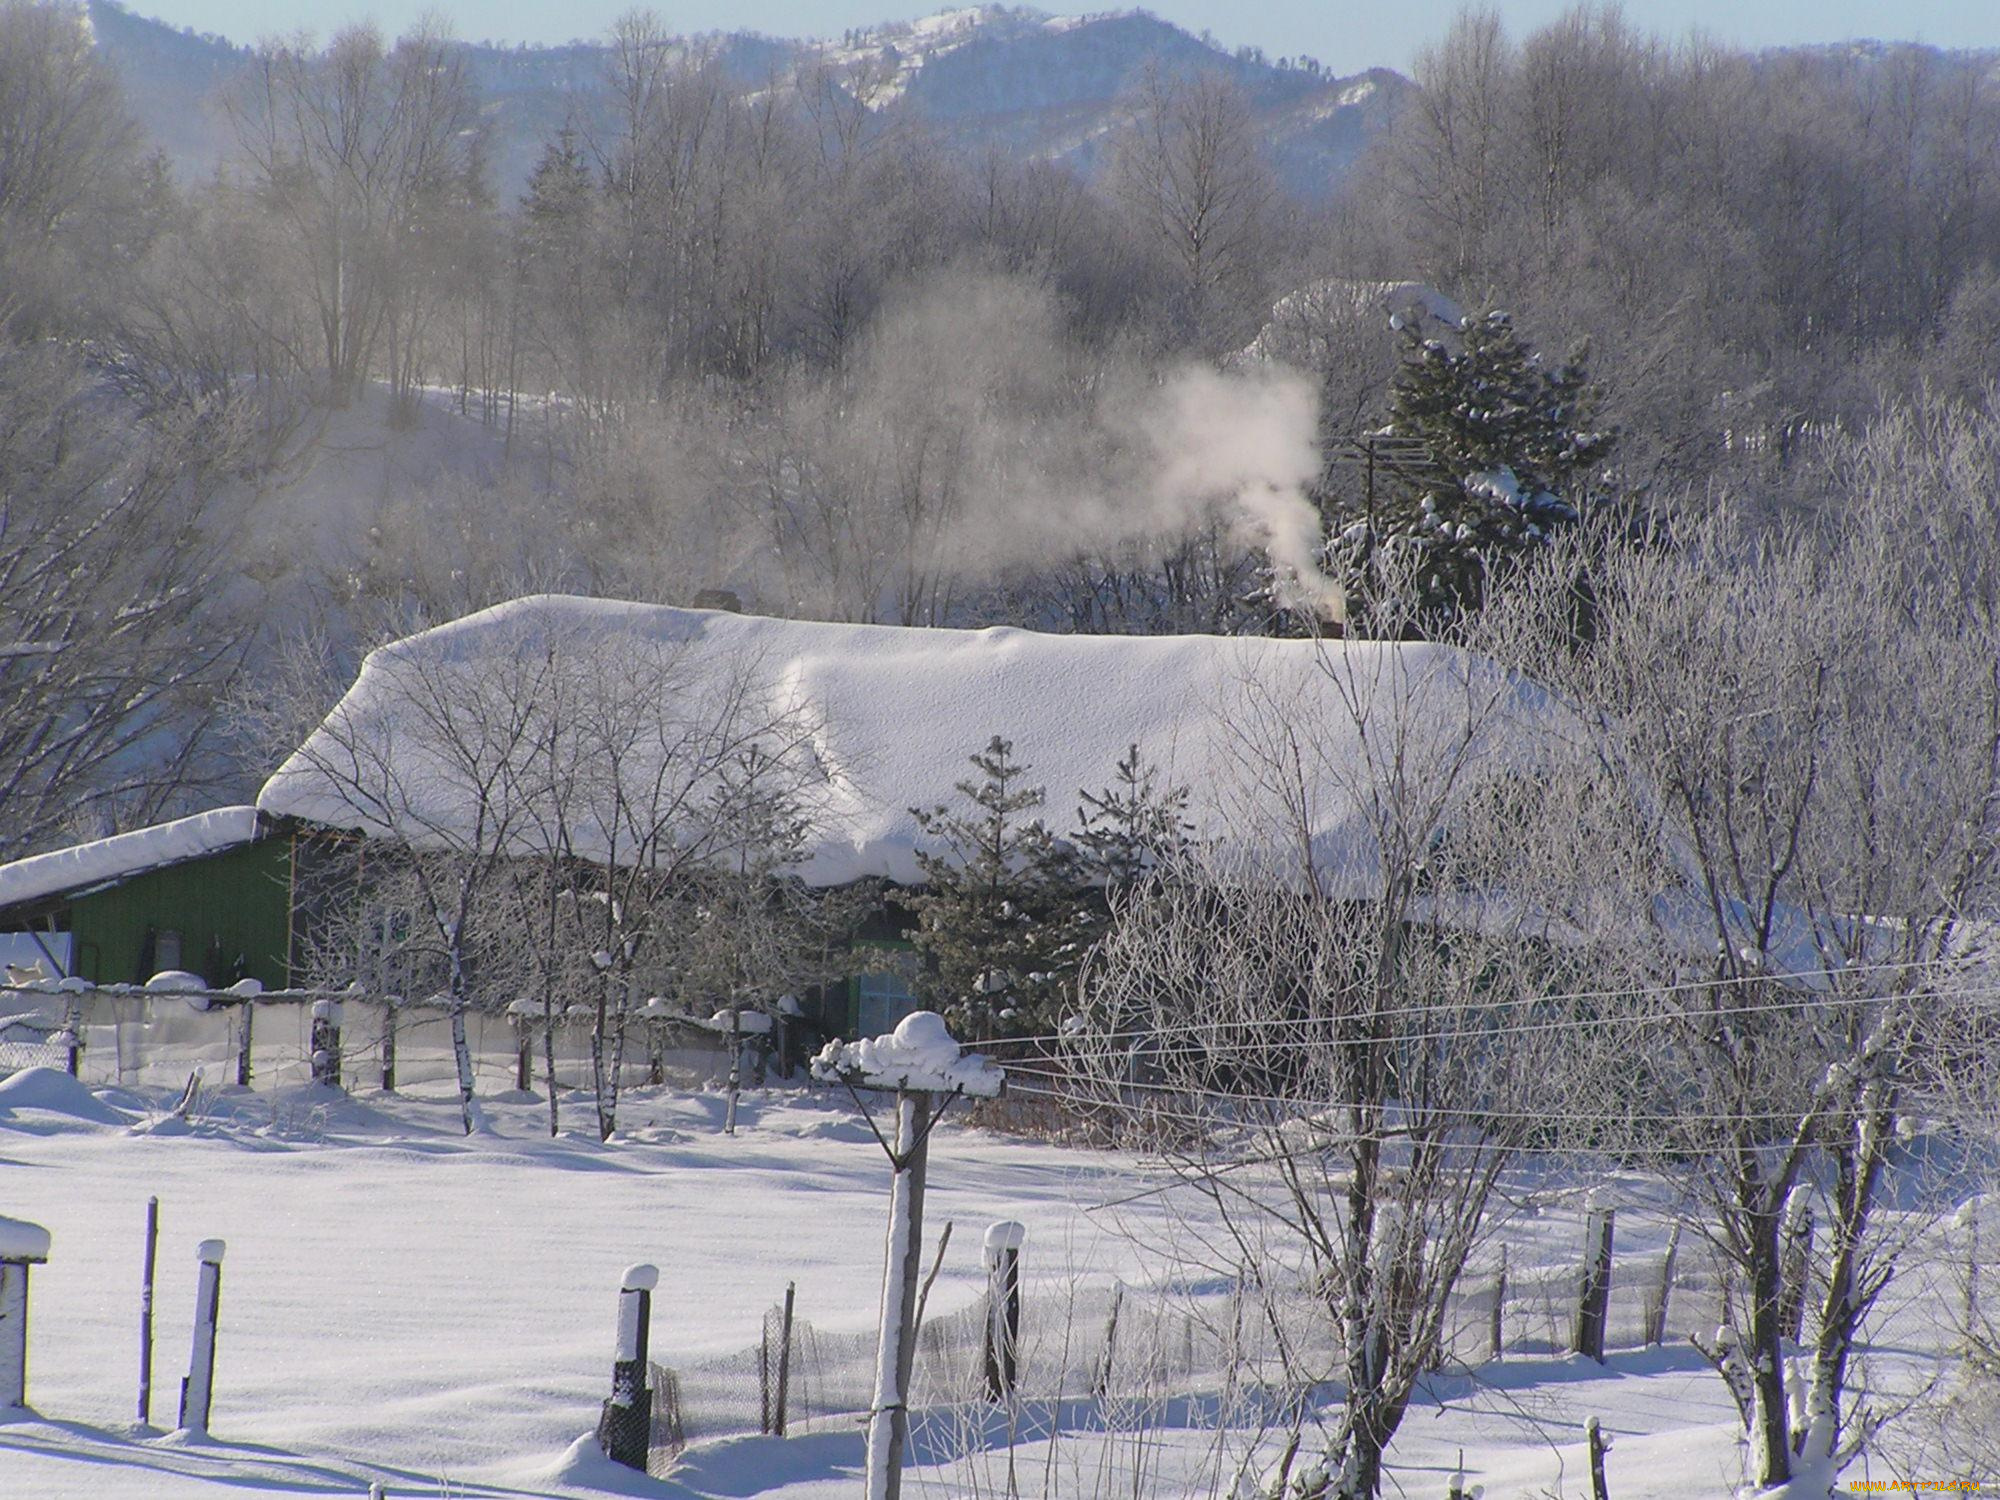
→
(780, 269, 1348, 624)
(1138, 366, 1347, 625)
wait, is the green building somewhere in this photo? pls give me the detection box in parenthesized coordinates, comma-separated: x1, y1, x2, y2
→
(0, 807, 298, 989)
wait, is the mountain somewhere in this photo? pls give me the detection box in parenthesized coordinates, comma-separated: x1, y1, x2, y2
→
(83, 1, 1411, 202)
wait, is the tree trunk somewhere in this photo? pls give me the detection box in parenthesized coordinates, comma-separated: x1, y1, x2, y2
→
(449, 995, 477, 1136)
(543, 992, 560, 1138)
(1806, 1088, 1894, 1462)
(1745, 1205, 1793, 1487)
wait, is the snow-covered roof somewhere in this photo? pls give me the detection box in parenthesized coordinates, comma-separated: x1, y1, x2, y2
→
(0, 806, 266, 913)
(257, 597, 1566, 891)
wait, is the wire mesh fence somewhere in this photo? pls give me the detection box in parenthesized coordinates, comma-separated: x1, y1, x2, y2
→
(640, 1230, 1745, 1479)
(0, 987, 744, 1096)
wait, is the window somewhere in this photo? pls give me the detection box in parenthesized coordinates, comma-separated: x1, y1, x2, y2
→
(852, 961, 920, 1039)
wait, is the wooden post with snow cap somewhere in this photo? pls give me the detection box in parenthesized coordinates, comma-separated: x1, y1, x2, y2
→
(0, 1214, 51, 1409)
(600, 1263, 656, 1471)
(179, 1238, 224, 1435)
(811, 1011, 1005, 1500)
(1585, 1414, 1612, 1500)
(59, 995, 82, 1077)
(725, 1001, 743, 1136)
(309, 998, 343, 1089)
(235, 998, 253, 1087)
(982, 1220, 1025, 1401)
(379, 996, 399, 1092)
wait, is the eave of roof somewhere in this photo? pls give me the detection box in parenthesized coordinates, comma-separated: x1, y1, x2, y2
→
(0, 806, 267, 915)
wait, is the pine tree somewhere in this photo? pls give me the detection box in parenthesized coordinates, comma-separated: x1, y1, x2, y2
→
(905, 736, 1092, 1040)
(1331, 308, 1615, 627)
(1075, 744, 1192, 894)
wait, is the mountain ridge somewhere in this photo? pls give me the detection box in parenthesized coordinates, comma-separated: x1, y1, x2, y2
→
(81, 0, 1412, 201)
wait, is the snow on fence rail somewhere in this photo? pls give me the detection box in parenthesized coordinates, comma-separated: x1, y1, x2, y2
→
(0, 984, 751, 1095)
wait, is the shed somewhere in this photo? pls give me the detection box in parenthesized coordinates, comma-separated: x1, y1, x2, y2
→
(0, 807, 297, 989)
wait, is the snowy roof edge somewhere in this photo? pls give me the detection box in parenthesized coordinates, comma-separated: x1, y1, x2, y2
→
(0, 806, 268, 914)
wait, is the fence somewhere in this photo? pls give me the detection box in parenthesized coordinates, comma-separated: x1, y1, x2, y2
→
(0, 986, 748, 1096)
(638, 1225, 1736, 1479)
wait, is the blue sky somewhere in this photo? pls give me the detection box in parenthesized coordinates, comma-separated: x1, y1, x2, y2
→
(133, 0, 1997, 76)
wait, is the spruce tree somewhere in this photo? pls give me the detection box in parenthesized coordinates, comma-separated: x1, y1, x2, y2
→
(1331, 308, 1615, 627)
(905, 736, 1092, 1040)
(1075, 743, 1193, 894)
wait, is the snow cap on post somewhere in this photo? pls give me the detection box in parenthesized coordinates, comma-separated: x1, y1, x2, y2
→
(196, 1239, 225, 1265)
(621, 1263, 659, 1292)
(983, 1220, 1026, 1253)
(0, 1215, 50, 1263)
(810, 1010, 1004, 1097)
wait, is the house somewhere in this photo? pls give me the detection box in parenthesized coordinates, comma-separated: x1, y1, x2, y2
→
(0, 807, 299, 990)
(1, 598, 1569, 1041)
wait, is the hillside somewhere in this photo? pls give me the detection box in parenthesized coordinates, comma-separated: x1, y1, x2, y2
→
(83, 0, 1411, 200)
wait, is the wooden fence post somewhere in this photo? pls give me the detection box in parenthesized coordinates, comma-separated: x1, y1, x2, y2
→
(235, 1001, 254, 1088)
(1645, 1224, 1681, 1347)
(60, 996, 83, 1078)
(380, 998, 398, 1093)
(600, 1264, 656, 1471)
(1490, 1243, 1508, 1362)
(982, 1221, 1025, 1401)
(774, 1281, 795, 1437)
(504, 999, 535, 1091)
(309, 999, 342, 1089)
(0, 1215, 51, 1409)
(138, 1197, 159, 1424)
(179, 1239, 225, 1435)
(1779, 1191, 1815, 1342)
(1574, 1206, 1614, 1363)
(1446, 1448, 1468, 1500)
(1585, 1414, 1612, 1500)
(725, 1005, 744, 1136)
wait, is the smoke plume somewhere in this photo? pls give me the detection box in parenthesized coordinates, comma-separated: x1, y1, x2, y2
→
(1138, 366, 1347, 624)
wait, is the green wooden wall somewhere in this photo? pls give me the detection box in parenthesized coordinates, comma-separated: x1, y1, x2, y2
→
(68, 838, 294, 989)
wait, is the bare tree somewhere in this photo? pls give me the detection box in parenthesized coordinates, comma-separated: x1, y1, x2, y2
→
(1111, 63, 1275, 346)
(0, 0, 137, 331)
(225, 22, 483, 409)
(0, 340, 249, 858)
(1067, 592, 1596, 1498)
(268, 605, 830, 1137)
(1503, 398, 2000, 1488)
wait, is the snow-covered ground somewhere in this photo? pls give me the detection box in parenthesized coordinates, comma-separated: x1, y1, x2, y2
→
(0, 1068, 1962, 1499)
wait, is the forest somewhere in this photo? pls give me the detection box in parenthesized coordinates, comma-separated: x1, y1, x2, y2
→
(4, 0, 1999, 852)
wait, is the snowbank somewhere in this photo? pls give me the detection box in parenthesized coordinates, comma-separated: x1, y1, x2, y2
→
(0, 806, 264, 913)
(0, 1067, 129, 1126)
(258, 598, 1567, 893)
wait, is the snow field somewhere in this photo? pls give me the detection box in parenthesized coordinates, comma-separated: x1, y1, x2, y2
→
(0, 1073, 1970, 1498)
